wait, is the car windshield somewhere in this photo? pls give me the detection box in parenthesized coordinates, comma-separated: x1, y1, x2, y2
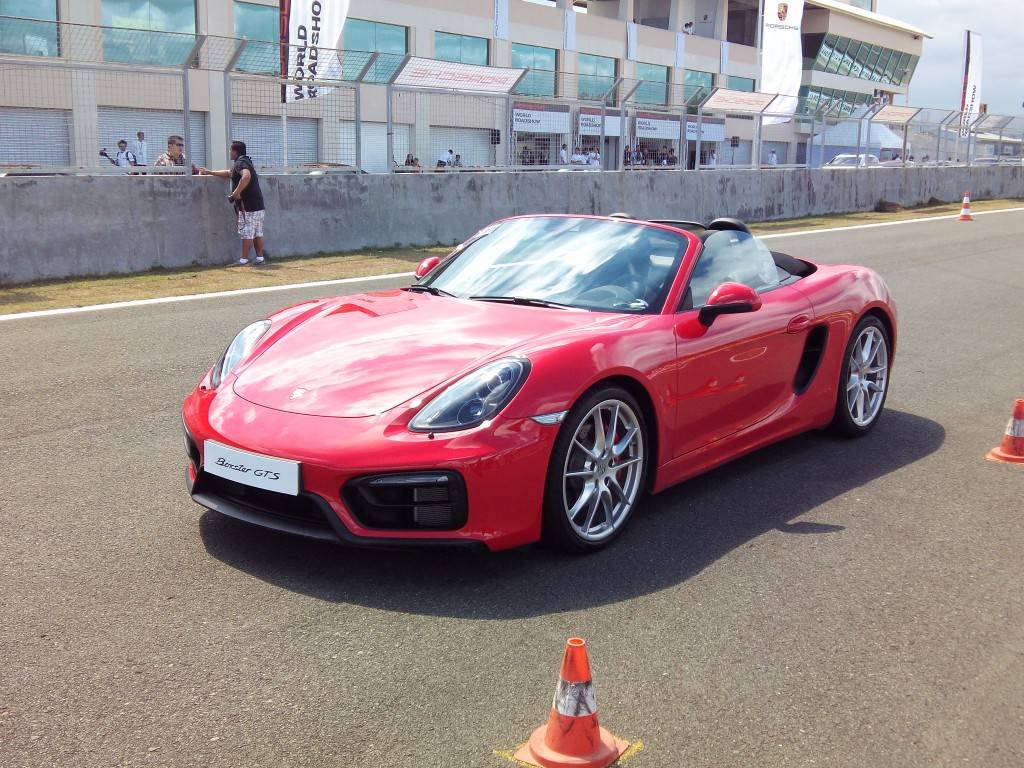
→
(829, 156, 858, 166)
(423, 217, 687, 313)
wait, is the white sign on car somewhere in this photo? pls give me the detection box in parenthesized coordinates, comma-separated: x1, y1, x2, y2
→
(204, 440, 301, 496)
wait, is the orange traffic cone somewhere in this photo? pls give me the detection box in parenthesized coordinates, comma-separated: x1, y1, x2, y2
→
(987, 399, 1024, 464)
(958, 191, 974, 221)
(514, 638, 628, 768)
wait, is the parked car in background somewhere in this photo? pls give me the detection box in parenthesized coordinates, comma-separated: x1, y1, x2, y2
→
(824, 154, 881, 168)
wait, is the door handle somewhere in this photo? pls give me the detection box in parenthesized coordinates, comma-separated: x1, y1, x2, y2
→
(787, 314, 812, 333)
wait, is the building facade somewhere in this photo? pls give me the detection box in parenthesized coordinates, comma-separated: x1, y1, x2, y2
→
(0, 0, 927, 170)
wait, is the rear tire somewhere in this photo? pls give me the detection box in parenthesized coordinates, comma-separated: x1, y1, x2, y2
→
(541, 387, 648, 553)
(830, 315, 890, 437)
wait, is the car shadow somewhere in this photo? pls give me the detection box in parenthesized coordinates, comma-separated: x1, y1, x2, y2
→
(199, 409, 944, 619)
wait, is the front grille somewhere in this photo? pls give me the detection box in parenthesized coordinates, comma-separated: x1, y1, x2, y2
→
(197, 472, 331, 529)
(342, 472, 467, 530)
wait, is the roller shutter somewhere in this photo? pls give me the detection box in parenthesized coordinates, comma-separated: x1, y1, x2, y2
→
(0, 108, 71, 166)
(427, 127, 492, 167)
(231, 115, 318, 166)
(97, 107, 207, 166)
(344, 122, 410, 172)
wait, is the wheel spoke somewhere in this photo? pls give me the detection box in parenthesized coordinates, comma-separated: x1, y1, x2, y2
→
(861, 332, 874, 364)
(573, 437, 598, 460)
(592, 410, 606, 454)
(612, 426, 638, 457)
(605, 403, 619, 452)
(565, 468, 594, 478)
(610, 456, 642, 470)
(608, 476, 628, 506)
(855, 388, 866, 420)
(865, 380, 883, 392)
(582, 490, 600, 533)
(847, 376, 860, 392)
(568, 483, 596, 521)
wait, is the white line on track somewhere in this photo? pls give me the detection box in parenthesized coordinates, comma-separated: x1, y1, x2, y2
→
(0, 271, 415, 322)
(2, 206, 1021, 323)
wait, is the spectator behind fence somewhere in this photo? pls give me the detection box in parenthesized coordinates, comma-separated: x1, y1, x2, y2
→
(199, 140, 266, 266)
(453, 154, 464, 167)
(404, 153, 414, 166)
(560, 143, 568, 164)
(131, 131, 147, 165)
(437, 148, 454, 167)
(115, 139, 137, 168)
(768, 149, 778, 167)
(154, 135, 197, 174)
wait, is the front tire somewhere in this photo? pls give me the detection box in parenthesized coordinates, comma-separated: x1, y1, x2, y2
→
(830, 315, 891, 437)
(541, 387, 648, 553)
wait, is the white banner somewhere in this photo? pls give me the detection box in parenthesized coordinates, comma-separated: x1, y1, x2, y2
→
(393, 58, 526, 93)
(513, 102, 571, 134)
(494, 0, 509, 41)
(626, 22, 638, 61)
(280, 0, 350, 102)
(674, 31, 686, 69)
(959, 30, 982, 137)
(760, 0, 804, 124)
(635, 113, 680, 140)
(686, 119, 725, 142)
(564, 8, 576, 52)
(578, 109, 622, 137)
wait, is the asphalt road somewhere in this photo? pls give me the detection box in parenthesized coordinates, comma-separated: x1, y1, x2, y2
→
(2, 211, 1023, 768)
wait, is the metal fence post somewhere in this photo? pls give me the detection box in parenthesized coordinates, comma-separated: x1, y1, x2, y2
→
(694, 106, 703, 170)
(352, 53, 378, 172)
(386, 83, 394, 171)
(223, 37, 249, 147)
(182, 34, 206, 165)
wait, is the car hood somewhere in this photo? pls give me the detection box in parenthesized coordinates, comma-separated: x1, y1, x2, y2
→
(231, 290, 611, 418)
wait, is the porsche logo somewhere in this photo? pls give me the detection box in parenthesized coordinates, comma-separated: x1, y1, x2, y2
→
(777, 2, 788, 20)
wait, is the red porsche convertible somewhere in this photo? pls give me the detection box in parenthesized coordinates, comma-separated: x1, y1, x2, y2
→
(183, 214, 895, 552)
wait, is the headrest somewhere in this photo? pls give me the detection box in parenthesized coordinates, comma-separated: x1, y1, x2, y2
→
(706, 217, 751, 234)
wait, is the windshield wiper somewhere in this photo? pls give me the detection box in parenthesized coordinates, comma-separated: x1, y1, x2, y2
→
(406, 284, 455, 297)
(469, 295, 572, 310)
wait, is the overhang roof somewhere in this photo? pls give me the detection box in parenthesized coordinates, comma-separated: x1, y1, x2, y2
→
(806, 0, 932, 40)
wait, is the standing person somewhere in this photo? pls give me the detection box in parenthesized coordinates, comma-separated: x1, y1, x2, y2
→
(768, 148, 778, 167)
(131, 131, 147, 165)
(154, 135, 187, 170)
(559, 143, 568, 164)
(707, 149, 717, 168)
(199, 140, 267, 266)
(115, 139, 137, 168)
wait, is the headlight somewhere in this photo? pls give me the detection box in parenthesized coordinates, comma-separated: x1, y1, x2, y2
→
(409, 357, 530, 432)
(210, 320, 271, 388)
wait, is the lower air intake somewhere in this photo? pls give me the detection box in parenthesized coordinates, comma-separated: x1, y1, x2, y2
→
(342, 471, 467, 530)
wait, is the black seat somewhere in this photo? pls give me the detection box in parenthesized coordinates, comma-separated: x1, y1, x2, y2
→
(706, 217, 751, 234)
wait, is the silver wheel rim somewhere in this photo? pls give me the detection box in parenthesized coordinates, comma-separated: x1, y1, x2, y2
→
(562, 399, 644, 542)
(846, 326, 888, 427)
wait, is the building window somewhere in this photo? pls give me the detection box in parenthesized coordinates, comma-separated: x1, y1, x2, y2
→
(797, 86, 870, 117)
(0, 0, 58, 57)
(435, 31, 488, 66)
(101, 0, 198, 66)
(634, 62, 668, 106)
(511, 42, 556, 97)
(233, 1, 277, 74)
(727, 75, 755, 92)
(342, 18, 407, 83)
(804, 33, 918, 88)
(684, 69, 713, 105)
(577, 53, 616, 102)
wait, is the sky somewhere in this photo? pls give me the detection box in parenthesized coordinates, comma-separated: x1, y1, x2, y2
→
(881, 0, 1023, 115)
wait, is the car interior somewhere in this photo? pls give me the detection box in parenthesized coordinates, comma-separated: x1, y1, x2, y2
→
(611, 213, 817, 311)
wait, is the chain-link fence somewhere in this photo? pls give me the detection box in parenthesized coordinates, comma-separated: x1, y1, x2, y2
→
(1, 14, 1020, 176)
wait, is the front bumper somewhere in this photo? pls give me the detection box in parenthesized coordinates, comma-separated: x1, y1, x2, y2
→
(182, 386, 556, 551)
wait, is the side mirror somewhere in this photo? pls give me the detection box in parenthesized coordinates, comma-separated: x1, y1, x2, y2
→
(698, 282, 762, 326)
(415, 256, 441, 279)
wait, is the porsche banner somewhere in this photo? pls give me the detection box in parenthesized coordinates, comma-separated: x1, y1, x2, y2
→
(280, 0, 350, 102)
(760, 0, 804, 124)
(959, 30, 982, 137)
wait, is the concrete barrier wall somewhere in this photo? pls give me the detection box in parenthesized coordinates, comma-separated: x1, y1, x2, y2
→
(1, 165, 1021, 285)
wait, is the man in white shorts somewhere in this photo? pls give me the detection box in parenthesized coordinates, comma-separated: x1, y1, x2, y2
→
(199, 140, 266, 265)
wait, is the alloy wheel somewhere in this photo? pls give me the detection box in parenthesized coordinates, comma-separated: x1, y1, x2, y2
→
(562, 399, 645, 542)
(846, 325, 889, 427)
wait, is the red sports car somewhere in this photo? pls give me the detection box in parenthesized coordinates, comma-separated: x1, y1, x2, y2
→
(183, 214, 895, 552)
